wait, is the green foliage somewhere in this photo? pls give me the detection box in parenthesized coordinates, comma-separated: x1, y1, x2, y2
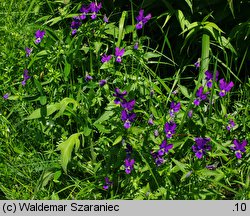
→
(0, 0, 249, 200)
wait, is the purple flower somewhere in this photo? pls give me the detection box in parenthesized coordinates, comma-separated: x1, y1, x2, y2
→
(89, 2, 102, 20)
(113, 88, 127, 104)
(3, 93, 9, 100)
(79, 5, 89, 20)
(219, 78, 234, 97)
(121, 110, 136, 129)
(134, 42, 139, 50)
(135, 9, 151, 30)
(231, 139, 247, 159)
(169, 101, 181, 117)
(192, 137, 211, 159)
(194, 86, 209, 106)
(103, 177, 112, 190)
(188, 110, 193, 118)
(103, 14, 109, 23)
(85, 74, 93, 82)
(154, 129, 159, 137)
(148, 118, 154, 125)
(99, 79, 107, 87)
(124, 158, 135, 174)
(101, 54, 112, 63)
(205, 70, 219, 88)
(115, 47, 125, 63)
(35, 30, 45, 44)
(25, 47, 32, 57)
(121, 99, 135, 111)
(226, 119, 235, 131)
(157, 140, 173, 156)
(194, 58, 200, 69)
(22, 69, 30, 86)
(71, 29, 78, 36)
(151, 151, 164, 166)
(164, 121, 176, 139)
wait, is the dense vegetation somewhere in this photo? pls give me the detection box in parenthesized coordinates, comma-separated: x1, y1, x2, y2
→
(0, 0, 249, 200)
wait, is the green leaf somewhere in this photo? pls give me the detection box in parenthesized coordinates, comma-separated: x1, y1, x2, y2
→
(57, 133, 82, 173)
(117, 11, 127, 47)
(93, 111, 114, 124)
(26, 103, 61, 120)
(172, 158, 187, 173)
(54, 97, 80, 119)
(34, 79, 44, 95)
(144, 52, 161, 60)
(93, 123, 110, 133)
(178, 84, 190, 98)
(64, 60, 71, 80)
(39, 96, 47, 105)
(113, 135, 123, 146)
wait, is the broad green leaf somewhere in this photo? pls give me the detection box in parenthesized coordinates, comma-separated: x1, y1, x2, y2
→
(113, 135, 123, 146)
(26, 103, 61, 120)
(117, 11, 128, 47)
(34, 79, 43, 95)
(172, 158, 187, 173)
(93, 111, 114, 125)
(57, 133, 82, 173)
(54, 98, 80, 119)
(178, 84, 190, 98)
(93, 123, 110, 133)
(177, 10, 190, 31)
(100, 62, 113, 70)
(39, 96, 47, 105)
(144, 52, 161, 60)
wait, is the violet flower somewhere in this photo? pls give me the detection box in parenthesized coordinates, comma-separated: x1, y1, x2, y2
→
(115, 47, 125, 63)
(157, 140, 173, 156)
(135, 9, 151, 30)
(3, 93, 9, 100)
(169, 101, 181, 117)
(194, 86, 209, 106)
(164, 121, 177, 139)
(103, 14, 109, 23)
(231, 139, 247, 159)
(188, 110, 193, 118)
(121, 99, 135, 111)
(194, 58, 200, 69)
(99, 79, 107, 87)
(25, 47, 32, 57)
(79, 5, 89, 20)
(89, 2, 102, 20)
(192, 137, 211, 159)
(121, 110, 136, 129)
(148, 118, 154, 125)
(219, 78, 234, 97)
(113, 88, 127, 104)
(154, 129, 159, 137)
(103, 177, 112, 190)
(85, 74, 93, 82)
(205, 70, 219, 88)
(134, 42, 139, 50)
(35, 30, 45, 44)
(101, 54, 112, 63)
(124, 158, 135, 174)
(151, 151, 164, 166)
(226, 119, 235, 131)
(22, 69, 31, 86)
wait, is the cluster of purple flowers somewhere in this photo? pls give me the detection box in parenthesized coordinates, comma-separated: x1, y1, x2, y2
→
(113, 88, 136, 129)
(151, 140, 173, 166)
(70, 2, 104, 36)
(123, 143, 135, 174)
(101, 47, 125, 64)
(226, 119, 235, 131)
(193, 70, 234, 106)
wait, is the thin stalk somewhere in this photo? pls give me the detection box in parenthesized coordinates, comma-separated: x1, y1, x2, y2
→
(200, 33, 210, 85)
